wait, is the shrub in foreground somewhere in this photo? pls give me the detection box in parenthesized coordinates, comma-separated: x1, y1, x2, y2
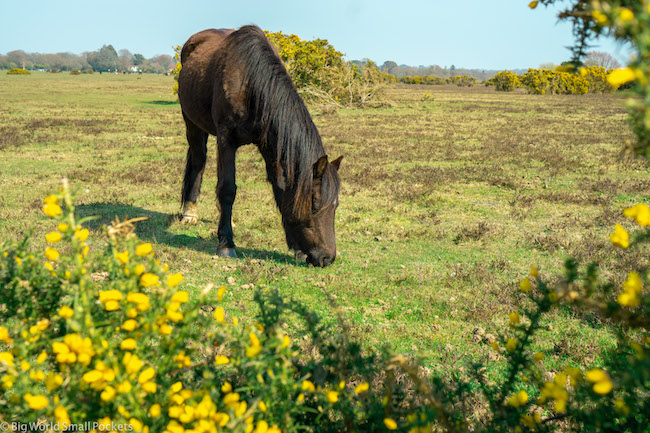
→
(0, 181, 649, 432)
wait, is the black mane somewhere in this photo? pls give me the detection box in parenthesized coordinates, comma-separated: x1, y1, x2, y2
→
(221, 25, 338, 219)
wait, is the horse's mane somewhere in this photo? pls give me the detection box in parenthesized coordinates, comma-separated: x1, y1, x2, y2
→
(220, 25, 339, 220)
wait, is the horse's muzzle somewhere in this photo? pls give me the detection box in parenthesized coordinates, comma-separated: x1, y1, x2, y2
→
(307, 250, 335, 268)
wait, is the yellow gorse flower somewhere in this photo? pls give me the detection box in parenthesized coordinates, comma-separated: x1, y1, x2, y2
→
(619, 7, 634, 22)
(607, 68, 635, 87)
(121, 338, 137, 350)
(136, 243, 153, 256)
(116, 251, 129, 264)
(0, 352, 15, 367)
(246, 333, 262, 358)
(43, 203, 62, 217)
(75, 228, 89, 241)
(301, 380, 315, 392)
(168, 273, 184, 288)
(44, 247, 60, 261)
(519, 277, 532, 292)
(618, 272, 643, 307)
(528, 1, 538, 9)
(213, 307, 225, 323)
(592, 10, 609, 26)
(326, 390, 339, 403)
(24, 393, 49, 410)
(149, 404, 162, 418)
(506, 338, 518, 353)
(610, 224, 629, 249)
(508, 390, 529, 407)
(623, 203, 650, 226)
(215, 355, 230, 365)
(122, 319, 138, 331)
(170, 290, 189, 303)
(585, 368, 613, 395)
(138, 367, 155, 384)
(43, 195, 59, 205)
(58, 306, 73, 319)
(45, 232, 62, 243)
(384, 418, 398, 430)
(140, 273, 160, 288)
(354, 382, 369, 394)
(508, 312, 520, 326)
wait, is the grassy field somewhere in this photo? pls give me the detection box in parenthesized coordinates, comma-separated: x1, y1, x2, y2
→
(1, 72, 647, 381)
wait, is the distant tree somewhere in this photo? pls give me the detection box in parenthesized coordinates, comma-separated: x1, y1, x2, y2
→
(380, 60, 398, 72)
(133, 53, 145, 65)
(86, 45, 119, 72)
(450, 64, 456, 76)
(152, 54, 175, 72)
(139, 54, 174, 74)
(583, 51, 621, 70)
(0, 54, 9, 69)
(539, 62, 558, 70)
(119, 49, 134, 71)
(7, 50, 28, 69)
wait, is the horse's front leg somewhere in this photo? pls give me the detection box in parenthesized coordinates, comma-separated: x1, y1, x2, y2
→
(216, 139, 238, 258)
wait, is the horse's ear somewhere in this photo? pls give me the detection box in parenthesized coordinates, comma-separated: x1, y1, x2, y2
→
(314, 155, 328, 178)
(331, 155, 343, 171)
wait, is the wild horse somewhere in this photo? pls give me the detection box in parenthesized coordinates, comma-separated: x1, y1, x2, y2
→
(177, 25, 342, 267)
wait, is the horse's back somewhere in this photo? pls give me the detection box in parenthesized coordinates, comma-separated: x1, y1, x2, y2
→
(179, 29, 235, 135)
(180, 29, 234, 64)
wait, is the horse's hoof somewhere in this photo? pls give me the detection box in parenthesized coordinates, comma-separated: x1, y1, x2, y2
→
(179, 213, 198, 224)
(217, 247, 238, 258)
(294, 251, 307, 262)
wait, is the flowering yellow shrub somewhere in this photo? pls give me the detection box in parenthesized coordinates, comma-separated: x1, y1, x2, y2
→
(0, 184, 367, 432)
(520, 68, 590, 95)
(6, 68, 31, 75)
(171, 45, 182, 96)
(2, 182, 649, 432)
(264, 31, 391, 107)
(534, 0, 650, 156)
(488, 70, 520, 92)
(446, 75, 476, 87)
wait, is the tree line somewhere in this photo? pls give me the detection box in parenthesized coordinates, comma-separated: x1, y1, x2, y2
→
(379, 51, 620, 82)
(0, 45, 175, 74)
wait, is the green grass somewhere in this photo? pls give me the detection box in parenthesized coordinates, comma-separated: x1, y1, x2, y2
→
(1, 72, 648, 381)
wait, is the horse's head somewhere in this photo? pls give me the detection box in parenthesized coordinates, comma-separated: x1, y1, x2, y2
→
(284, 155, 342, 267)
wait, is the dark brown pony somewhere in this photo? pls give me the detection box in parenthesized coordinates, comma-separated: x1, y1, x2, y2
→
(178, 25, 342, 267)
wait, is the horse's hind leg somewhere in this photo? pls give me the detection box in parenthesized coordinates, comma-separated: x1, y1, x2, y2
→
(180, 113, 208, 224)
(215, 133, 238, 258)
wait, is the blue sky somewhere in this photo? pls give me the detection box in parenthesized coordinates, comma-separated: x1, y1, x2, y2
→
(0, 0, 631, 70)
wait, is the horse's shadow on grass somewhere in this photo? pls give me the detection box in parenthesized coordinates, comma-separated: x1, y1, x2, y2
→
(76, 202, 297, 266)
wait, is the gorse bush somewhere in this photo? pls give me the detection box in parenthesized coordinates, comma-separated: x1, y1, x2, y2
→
(172, 32, 389, 108)
(520, 68, 589, 95)
(485, 67, 614, 95)
(264, 31, 390, 108)
(6, 68, 31, 75)
(531, 0, 650, 156)
(489, 70, 520, 92)
(1, 177, 649, 432)
(446, 75, 476, 87)
(400, 75, 447, 85)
